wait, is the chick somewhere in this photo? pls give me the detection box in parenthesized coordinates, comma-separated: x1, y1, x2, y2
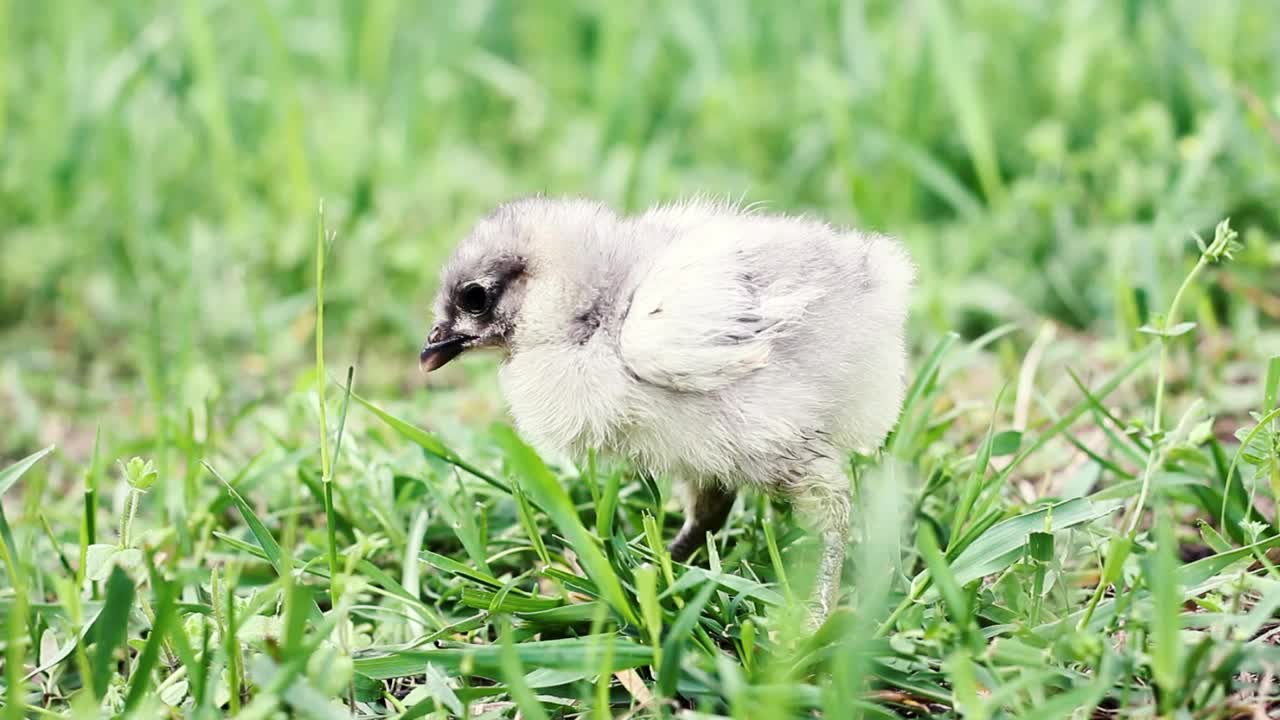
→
(421, 196, 913, 623)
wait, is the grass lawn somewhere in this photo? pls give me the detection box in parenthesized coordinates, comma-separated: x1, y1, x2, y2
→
(3, 1, 1280, 717)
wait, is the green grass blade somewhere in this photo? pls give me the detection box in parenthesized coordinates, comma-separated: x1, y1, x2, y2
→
(81, 429, 101, 591)
(999, 344, 1157, 481)
(1066, 368, 1150, 460)
(207, 462, 285, 568)
(635, 563, 662, 664)
(1059, 533, 1280, 633)
(498, 619, 550, 720)
(1220, 406, 1280, 528)
(493, 424, 637, 625)
(513, 483, 551, 566)
(1265, 355, 1280, 412)
(951, 385, 1008, 541)
(922, 0, 1002, 203)
(353, 635, 653, 679)
(351, 391, 511, 493)
(596, 461, 621, 541)
(0, 445, 54, 497)
(889, 332, 958, 457)
(123, 563, 177, 712)
(4, 582, 26, 720)
(206, 461, 322, 620)
(91, 566, 135, 699)
(0, 509, 21, 602)
(421, 549, 504, 588)
(947, 498, 1118, 587)
(1147, 511, 1182, 708)
(434, 487, 493, 574)
(661, 566, 784, 606)
(657, 582, 715, 698)
(163, 604, 205, 709)
(321, 365, 355, 623)
(917, 523, 968, 626)
(0, 444, 47, 606)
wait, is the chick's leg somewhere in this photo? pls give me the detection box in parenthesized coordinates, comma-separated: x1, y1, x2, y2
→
(792, 472, 852, 628)
(668, 481, 736, 562)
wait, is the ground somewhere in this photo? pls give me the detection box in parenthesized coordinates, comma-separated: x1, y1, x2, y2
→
(2, 1, 1280, 717)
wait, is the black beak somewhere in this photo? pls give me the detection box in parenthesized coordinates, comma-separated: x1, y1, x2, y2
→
(419, 327, 473, 372)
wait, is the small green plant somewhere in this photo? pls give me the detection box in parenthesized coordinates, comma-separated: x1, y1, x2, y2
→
(118, 457, 157, 549)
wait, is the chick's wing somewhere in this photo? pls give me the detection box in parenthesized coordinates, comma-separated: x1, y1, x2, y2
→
(618, 224, 816, 393)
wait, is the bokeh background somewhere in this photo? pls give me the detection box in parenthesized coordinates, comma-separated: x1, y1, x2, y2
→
(4, 2, 1280, 717)
(4, 0, 1278, 461)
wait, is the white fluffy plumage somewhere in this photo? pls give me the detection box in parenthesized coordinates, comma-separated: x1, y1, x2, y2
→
(421, 196, 914, 623)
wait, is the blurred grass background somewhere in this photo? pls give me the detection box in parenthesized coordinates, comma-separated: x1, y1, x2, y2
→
(4, 0, 1279, 460)
(3, 0, 1280, 717)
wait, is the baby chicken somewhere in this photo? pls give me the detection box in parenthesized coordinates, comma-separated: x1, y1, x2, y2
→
(420, 197, 913, 623)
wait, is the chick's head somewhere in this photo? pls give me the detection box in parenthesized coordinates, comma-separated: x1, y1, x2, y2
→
(420, 197, 616, 371)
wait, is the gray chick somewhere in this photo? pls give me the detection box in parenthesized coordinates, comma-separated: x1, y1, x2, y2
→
(420, 196, 913, 624)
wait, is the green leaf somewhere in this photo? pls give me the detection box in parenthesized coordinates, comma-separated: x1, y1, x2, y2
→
(492, 424, 637, 625)
(1196, 520, 1231, 555)
(216, 531, 438, 625)
(124, 569, 177, 711)
(595, 455, 621, 540)
(1235, 581, 1280, 640)
(635, 564, 662, 652)
(1057, 534, 1280, 633)
(661, 566, 785, 606)
(0, 446, 57, 596)
(1065, 368, 1150, 463)
(917, 523, 967, 623)
(85, 544, 143, 583)
(952, 385, 1010, 543)
(92, 566, 135, 699)
(497, 619, 549, 720)
(208, 463, 284, 569)
(1221, 406, 1280, 527)
(990, 430, 1022, 457)
(121, 457, 158, 491)
(515, 602, 606, 626)
(513, 483, 550, 566)
(460, 587, 561, 614)
(1100, 536, 1132, 588)
(889, 332, 959, 457)
(423, 663, 464, 717)
(944, 651, 983, 719)
(20, 604, 105, 683)
(1264, 355, 1279, 412)
(657, 582, 715, 698)
(421, 549, 504, 589)
(354, 635, 652, 680)
(433, 491, 493, 575)
(206, 462, 322, 621)
(1146, 512, 1182, 701)
(0, 445, 55, 497)
(1137, 321, 1197, 338)
(945, 498, 1118, 589)
(1027, 532, 1054, 564)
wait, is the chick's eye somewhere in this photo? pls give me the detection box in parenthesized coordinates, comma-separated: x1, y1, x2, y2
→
(458, 283, 490, 315)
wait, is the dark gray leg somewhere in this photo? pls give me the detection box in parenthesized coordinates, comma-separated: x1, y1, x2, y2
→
(668, 482, 737, 562)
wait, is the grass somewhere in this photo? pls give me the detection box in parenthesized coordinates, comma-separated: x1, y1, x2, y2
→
(2, 0, 1280, 716)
